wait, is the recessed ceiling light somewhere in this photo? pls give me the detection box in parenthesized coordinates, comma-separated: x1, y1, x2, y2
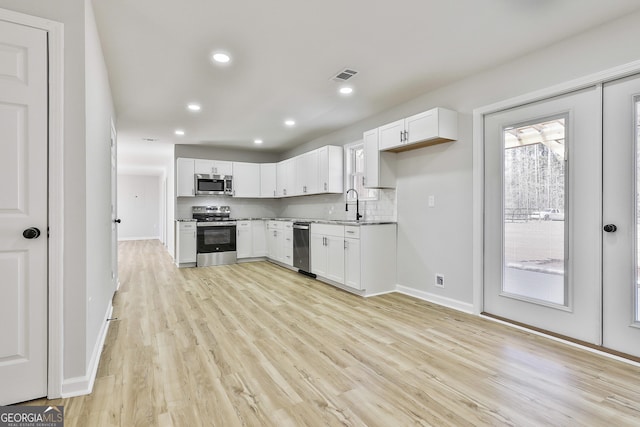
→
(187, 103, 201, 112)
(339, 86, 353, 95)
(212, 52, 231, 63)
(254, 139, 263, 144)
(284, 119, 296, 127)
(174, 129, 185, 136)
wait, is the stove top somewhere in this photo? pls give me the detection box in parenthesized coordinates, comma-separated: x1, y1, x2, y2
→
(192, 205, 233, 223)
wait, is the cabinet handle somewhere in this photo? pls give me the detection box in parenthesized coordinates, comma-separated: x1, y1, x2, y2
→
(346, 230, 355, 234)
(324, 182, 327, 191)
(273, 190, 276, 197)
(400, 131, 403, 142)
(284, 189, 287, 195)
(362, 176, 365, 186)
(344, 240, 347, 249)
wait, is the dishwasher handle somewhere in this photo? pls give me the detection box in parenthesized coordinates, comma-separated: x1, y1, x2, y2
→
(293, 224, 309, 230)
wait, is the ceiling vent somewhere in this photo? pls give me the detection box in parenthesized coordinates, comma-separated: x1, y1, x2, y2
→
(331, 68, 358, 82)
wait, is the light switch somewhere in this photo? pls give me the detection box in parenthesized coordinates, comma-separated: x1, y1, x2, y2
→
(428, 195, 435, 208)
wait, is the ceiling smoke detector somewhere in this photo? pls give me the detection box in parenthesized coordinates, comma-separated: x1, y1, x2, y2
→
(142, 137, 158, 142)
(331, 68, 358, 82)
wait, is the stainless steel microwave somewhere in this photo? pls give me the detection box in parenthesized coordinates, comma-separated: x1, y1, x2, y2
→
(195, 174, 233, 196)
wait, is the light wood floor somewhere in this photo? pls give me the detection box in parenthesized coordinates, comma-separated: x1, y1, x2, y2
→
(30, 240, 640, 426)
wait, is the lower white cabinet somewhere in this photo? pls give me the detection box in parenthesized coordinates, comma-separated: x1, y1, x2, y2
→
(311, 224, 345, 283)
(237, 220, 267, 259)
(252, 220, 266, 256)
(267, 220, 293, 266)
(176, 221, 197, 266)
(311, 223, 396, 294)
(236, 221, 253, 258)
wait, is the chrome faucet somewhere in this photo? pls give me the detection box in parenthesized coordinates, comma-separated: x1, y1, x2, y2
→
(345, 188, 363, 221)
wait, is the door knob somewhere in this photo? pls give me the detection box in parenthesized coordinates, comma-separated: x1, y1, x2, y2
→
(114, 219, 121, 224)
(604, 224, 617, 233)
(23, 227, 41, 239)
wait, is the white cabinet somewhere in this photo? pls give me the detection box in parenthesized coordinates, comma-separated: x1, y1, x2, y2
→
(233, 162, 261, 198)
(260, 163, 277, 198)
(267, 221, 284, 262)
(176, 221, 197, 266)
(194, 159, 233, 175)
(311, 224, 345, 284)
(363, 129, 396, 188)
(378, 107, 458, 152)
(283, 222, 294, 266)
(344, 226, 361, 290)
(276, 159, 295, 197)
(176, 158, 195, 197)
(295, 150, 319, 195)
(252, 220, 266, 256)
(236, 220, 253, 258)
(318, 146, 344, 193)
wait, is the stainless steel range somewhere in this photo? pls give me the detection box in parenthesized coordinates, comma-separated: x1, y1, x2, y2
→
(193, 206, 237, 267)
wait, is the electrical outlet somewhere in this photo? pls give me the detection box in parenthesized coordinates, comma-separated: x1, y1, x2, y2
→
(428, 195, 435, 208)
(435, 274, 444, 288)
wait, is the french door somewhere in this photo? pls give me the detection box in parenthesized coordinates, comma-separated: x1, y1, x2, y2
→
(484, 77, 640, 358)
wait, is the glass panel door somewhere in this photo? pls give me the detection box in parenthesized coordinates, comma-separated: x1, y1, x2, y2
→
(484, 86, 602, 344)
(602, 74, 640, 358)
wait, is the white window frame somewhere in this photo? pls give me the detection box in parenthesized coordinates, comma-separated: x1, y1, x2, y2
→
(344, 141, 378, 202)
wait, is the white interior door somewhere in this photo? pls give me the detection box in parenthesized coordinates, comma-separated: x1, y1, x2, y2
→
(111, 122, 119, 290)
(602, 74, 640, 358)
(0, 19, 48, 404)
(483, 87, 602, 344)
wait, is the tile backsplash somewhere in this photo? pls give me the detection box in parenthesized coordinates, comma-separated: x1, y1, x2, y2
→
(176, 189, 397, 222)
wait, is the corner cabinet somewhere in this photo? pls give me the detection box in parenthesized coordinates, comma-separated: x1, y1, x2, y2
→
(378, 107, 458, 152)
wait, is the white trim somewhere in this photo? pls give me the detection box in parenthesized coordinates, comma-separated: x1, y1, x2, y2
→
(364, 290, 395, 298)
(395, 285, 474, 314)
(61, 302, 113, 398)
(0, 7, 65, 401)
(472, 59, 640, 318)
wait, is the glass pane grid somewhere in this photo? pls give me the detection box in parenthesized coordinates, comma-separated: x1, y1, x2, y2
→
(503, 117, 567, 306)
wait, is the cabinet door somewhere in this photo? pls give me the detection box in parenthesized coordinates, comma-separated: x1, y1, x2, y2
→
(236, 221, 252, 258)
(311, 233, 327, 277)
(260, 163, 277, 198)
(378, 119, 404, 151)
(363, 129, 379, 188)
(177, 158, 195, 197)
(213, 160, 233, 176)
(251, 220, 266, 256)
(177, 223, 197, 263)
(283, 227, 294, 266)
(344, 238, 361, 289)
(405, 109, 437, 144)
(194, 159, 214, 174)
(277, 159, 292, 197)
(302, 150, 319, 195)
(233, 162, 260, 198)
(326, 235, 345, 284)
(318, 146, 344, 193)
(267, 227, 278, 259)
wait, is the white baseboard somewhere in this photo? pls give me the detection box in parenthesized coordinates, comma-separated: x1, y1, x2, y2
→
(395, 285, 474, 314)
(61, 302, 113, 398)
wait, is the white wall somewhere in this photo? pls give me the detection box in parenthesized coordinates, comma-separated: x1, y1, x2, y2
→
(282, 10, 640, 309)
(118, 175, 161, 240)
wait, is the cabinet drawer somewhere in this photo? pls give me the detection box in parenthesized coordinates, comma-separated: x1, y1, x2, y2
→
(268, 221, 283, 230)
(311, 223, 344, 238)
(179, 222, 196, 230)
(237, 221, 251, 228)
(344, 226, 360, 239)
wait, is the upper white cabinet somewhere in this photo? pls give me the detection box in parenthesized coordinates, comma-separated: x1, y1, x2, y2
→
(295, 150, 319, 195)
(318, 146, 344, 193)
(363, 129, 396, 189)
(378, 107, 458, 152)
(277, 158, 295, 197)
(232, 162, 261, 198)
(260, 163, 277, 198)
(194, 159, 233, 175)
(176, 158, 195, 197)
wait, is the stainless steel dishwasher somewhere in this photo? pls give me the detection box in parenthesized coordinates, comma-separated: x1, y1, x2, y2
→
(293, 222, 315, 277)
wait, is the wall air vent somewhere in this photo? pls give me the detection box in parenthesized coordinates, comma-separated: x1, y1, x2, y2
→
(331, 68, 358, 82)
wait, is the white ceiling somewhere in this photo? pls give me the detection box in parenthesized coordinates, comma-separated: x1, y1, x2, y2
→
(93, 0, 640, 155)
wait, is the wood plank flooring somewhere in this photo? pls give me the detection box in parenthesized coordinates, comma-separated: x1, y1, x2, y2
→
(29, 240, 640, 426)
